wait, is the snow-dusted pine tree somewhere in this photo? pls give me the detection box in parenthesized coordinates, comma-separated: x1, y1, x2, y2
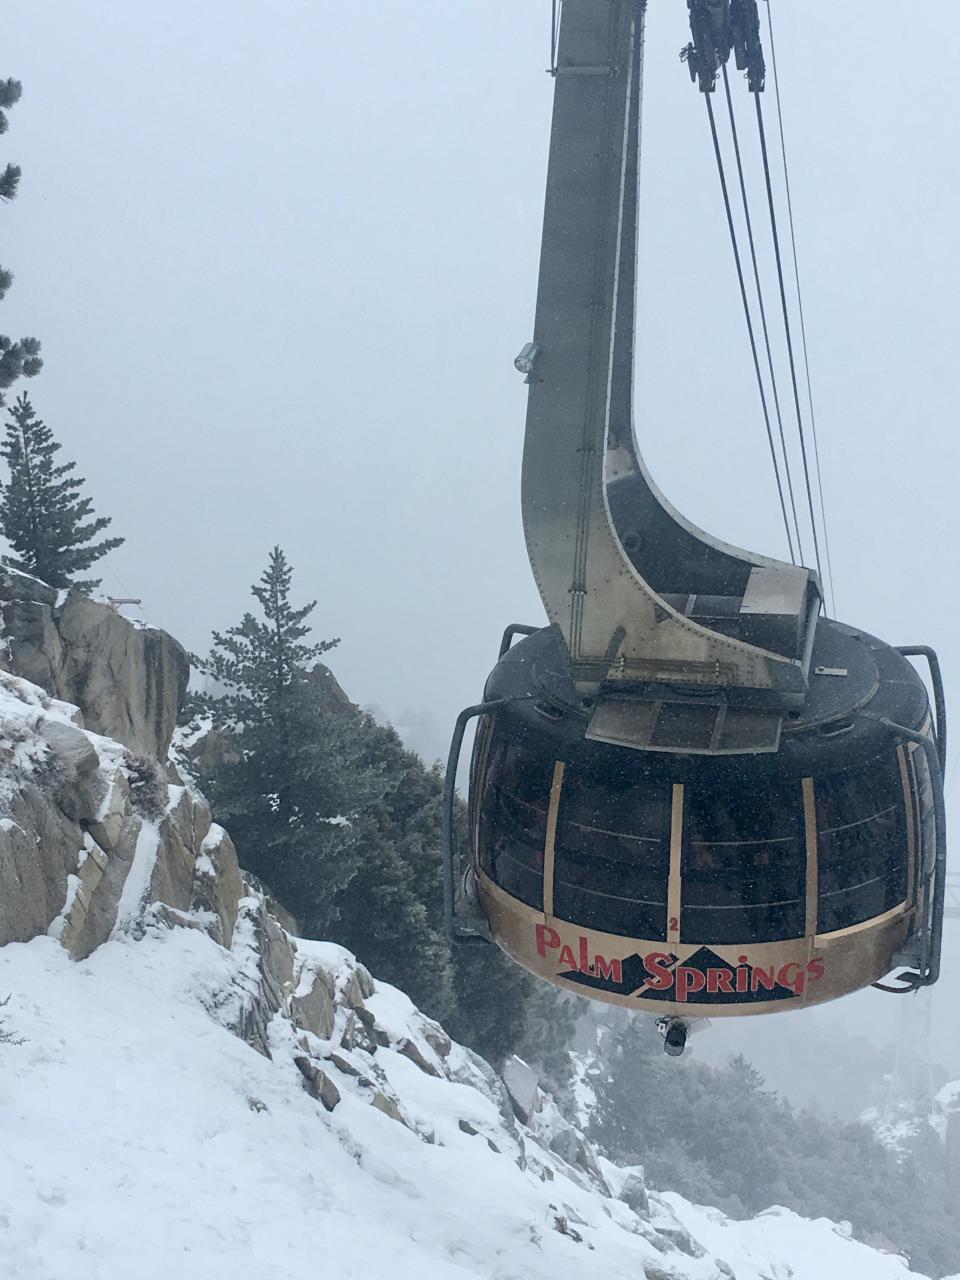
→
(191, 547, 573, 1070)
(193, 547, 388, 931)
(0, 395, 124, 588)
(0, 78, 42, 404)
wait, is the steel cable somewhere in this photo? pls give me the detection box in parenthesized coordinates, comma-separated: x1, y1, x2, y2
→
(754, 91, 823, 586)
(764, 0, 837, 615)
(704, 91, 799, 564)
(720, 63, 803, 564)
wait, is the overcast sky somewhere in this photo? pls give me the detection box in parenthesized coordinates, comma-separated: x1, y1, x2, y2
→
(4, 1, 958, 1061)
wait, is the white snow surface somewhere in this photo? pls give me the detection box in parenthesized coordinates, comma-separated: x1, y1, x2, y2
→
(0, 924, 935, 1280)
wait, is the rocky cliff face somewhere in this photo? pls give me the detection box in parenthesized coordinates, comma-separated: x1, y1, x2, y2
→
(0, 569, 188, 760)
(0, 587, 700, 1270)
(0, 572, 212, 957)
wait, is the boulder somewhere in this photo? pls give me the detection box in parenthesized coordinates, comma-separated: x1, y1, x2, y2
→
(260, 908, 296, 1005)
(371, 1091, 406, 1125)
(239, 873, 300, 936)
(353, 1008, 391, 1049)
(86, 769, 132, 850)
(618, 1171, 649, 1217)
(341, 965, 374, 1012)
(146, 788, 206, 918)
(230, 896, 298, 1057)
(294, 1056, 341, 1112)
(190, 825, 244, 949)
(52, 836, 109, 954)
(54, 593, 189, 759)
(340, 1011, 359, 1052)
(420, 1020, 452, 1059)
(397, 1036, 441, 1078)
(327, 1052, 362, 1079)
(0, 789, 84, 944)
(37, 718, 100, 782)
(502, 1055, 541, 1125)
(355, 1005, 390, 1048)
(0, 569, 57, 606)
(655, 1224, 706, 1259)
(290, 965, 337, 1041)
(547, 1125, 608, 1191)
(355, 964, 375, 999)
(2, 598, 63, 693)
(450, 1047, 521, 1139)
(68, 812, 144, 958)
(1, 579, 189, 759)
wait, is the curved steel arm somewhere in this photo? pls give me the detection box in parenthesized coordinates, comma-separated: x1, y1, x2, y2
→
(896, 646, 947, 771)
(442, 700, 506, 940)
(521, 0, 817, 708)
(868, 716, 947, 989)
(499, 623, 541, 659)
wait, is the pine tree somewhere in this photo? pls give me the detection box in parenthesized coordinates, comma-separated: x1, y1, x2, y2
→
(192, 547, 388, 933)
(0, 395, 124, 588)
(189, 549, 579, 1075)
(331, 725, 458, 1021)
(0, 78, 41, 403)
(330, 726, 568, 1068)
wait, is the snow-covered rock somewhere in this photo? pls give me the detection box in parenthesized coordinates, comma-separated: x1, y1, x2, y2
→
(0, 572, 188, 759)
(0, 667, 235, 961)
(0, 918, 938, 1280)
(503, 1053, 541, 1124)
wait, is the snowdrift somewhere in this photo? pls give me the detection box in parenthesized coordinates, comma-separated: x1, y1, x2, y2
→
(0, 920, 936, 1280)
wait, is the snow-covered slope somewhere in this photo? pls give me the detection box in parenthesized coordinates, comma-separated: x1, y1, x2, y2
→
(0, 578, 948, 1280)
(0, 921, 937, 1280)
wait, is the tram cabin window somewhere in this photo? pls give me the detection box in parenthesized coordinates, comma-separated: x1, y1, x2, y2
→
(815, 754, 907, 933)
(552, 768, 671, 938)
(681, 779, 805, 943)
(477, 735, 552, 910)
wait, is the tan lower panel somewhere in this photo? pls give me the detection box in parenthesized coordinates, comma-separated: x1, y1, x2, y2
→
(667, 783, 683, 944)
(477, 869, 912, 1018)
(815, 900, 907, 942)
(802, 777, 819, 937)
(542, 760, 566, 919)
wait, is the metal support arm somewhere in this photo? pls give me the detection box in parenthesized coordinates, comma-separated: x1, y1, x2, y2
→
(442, 700, 506, 941)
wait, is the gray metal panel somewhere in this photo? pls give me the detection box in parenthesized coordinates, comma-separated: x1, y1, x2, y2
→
(585, 698, 782, 754)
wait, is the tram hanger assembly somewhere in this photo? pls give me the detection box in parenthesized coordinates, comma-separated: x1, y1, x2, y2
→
(442, 0, 946, 1052)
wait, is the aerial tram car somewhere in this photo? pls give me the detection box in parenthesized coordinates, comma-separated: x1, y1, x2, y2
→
(443, 0, 947, 1054)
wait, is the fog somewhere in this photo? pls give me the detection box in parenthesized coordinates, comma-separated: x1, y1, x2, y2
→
(4, 2, 958, 1080)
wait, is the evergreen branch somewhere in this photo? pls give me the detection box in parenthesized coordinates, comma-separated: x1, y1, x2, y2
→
(0, 163, 21, 202)
(0, 396, 123, 588)
(0, 80, 22, 111)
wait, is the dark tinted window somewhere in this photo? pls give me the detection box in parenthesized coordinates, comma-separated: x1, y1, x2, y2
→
(477, 735, 552, 910)
(681, 779, 805, 943)
(816, 754, 907, 933)
(553, 769, 671, 938)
